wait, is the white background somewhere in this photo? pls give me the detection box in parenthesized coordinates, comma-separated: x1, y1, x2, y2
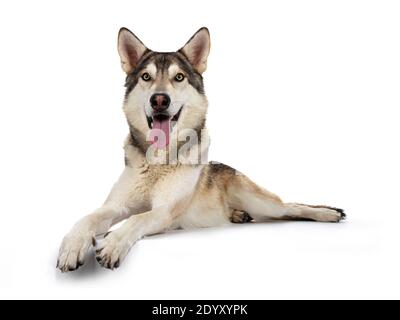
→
(0, 0, 399, 300)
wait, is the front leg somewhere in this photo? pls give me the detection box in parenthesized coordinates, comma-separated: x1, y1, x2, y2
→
(57, 167, 146, 273)
(57, 204, 129, 272)
(95, 165, 202, 270)
(95, 201, 185, 270)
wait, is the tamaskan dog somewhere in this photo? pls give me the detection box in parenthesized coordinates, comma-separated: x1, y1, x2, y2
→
(57, 27, 345, 272)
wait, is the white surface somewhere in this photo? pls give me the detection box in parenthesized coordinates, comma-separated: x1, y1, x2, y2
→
(0, 0, 399, 299)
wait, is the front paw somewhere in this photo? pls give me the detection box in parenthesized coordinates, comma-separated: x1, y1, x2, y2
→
(57, 232, 94, 273)
(95, 232, 134, 270)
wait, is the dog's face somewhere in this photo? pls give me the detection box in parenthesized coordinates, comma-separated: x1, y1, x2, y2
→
(118, 28, 210, 150)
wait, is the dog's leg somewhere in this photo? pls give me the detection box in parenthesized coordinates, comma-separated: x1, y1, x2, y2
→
(57, 205, 129, 272)
(94, 165, 204, 269)
(95, 199, 189, 270)
(281, 203, 346, 222)
(228, 174, 345, 223)
(57, 168, 147, 272)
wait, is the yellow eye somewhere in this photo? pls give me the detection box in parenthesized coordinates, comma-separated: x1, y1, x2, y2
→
(175, 73, 185, 82)
(141, 73, 151, 81)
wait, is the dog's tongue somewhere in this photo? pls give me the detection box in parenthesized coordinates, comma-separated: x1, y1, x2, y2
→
(151, 117, 170, 149)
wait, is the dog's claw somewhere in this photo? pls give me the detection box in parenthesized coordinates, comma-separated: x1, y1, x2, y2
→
(94, 233, 132, 270)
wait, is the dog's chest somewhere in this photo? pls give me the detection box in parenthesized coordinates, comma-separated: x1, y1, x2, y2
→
(131, 164, 202, 203)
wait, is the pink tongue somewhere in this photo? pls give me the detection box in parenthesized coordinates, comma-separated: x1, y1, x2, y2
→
(150, 117, 170, 149)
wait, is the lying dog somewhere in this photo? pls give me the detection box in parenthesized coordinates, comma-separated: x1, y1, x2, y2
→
(57, 27, 345, 272)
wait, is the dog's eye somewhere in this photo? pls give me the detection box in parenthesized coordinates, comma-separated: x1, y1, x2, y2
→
(141, 73, 151, 81)
(175, 73, 185, 82)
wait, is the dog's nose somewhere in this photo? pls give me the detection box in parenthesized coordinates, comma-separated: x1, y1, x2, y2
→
(150, 93, 171, 112)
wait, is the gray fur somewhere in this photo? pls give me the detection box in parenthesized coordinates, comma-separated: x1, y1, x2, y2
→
(125, 51, 204, 98)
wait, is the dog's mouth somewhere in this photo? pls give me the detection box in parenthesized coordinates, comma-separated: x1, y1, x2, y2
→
(147, 107, 182, 149)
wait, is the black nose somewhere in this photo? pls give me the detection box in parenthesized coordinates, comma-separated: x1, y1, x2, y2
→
(150, 93, 171, 112)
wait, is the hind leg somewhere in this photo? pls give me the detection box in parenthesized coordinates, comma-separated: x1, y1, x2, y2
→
(281, 203, 345, 222)
(228, 175, 345, 223)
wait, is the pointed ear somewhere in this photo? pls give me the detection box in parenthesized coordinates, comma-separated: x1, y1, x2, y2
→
(118, 27, 148, 74)
(179, 27, 210, 74)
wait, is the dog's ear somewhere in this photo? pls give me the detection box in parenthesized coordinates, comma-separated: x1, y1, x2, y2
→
(118, 28, 148, 74)
(179, 27, 210, 74)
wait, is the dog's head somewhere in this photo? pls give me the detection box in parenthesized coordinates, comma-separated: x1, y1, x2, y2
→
(118, 27, 210, 151)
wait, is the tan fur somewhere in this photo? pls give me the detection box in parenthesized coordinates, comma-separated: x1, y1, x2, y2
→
(57, 28, 344, 273)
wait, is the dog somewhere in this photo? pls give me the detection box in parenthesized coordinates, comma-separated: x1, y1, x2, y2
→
(57, 27, 345, 272)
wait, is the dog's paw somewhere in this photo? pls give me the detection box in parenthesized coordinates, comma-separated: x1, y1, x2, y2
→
(95, 232, 133, 270)
(315, 206, 346, 223)
(230, 210, 254, 224)
(57, 232, 94, 273)
(326, 206, 346, 221)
